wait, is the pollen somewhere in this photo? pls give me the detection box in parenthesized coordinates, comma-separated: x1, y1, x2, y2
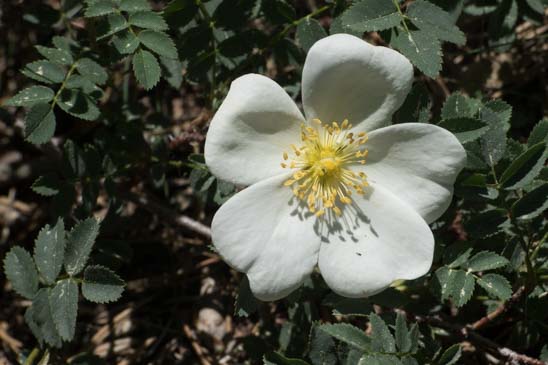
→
(281, 118, 369, 216)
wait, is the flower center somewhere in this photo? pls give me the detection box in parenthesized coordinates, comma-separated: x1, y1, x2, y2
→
(281, 118, 369, 217)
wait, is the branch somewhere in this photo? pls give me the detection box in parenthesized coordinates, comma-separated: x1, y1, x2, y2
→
(123, 191, 212, 239)
(409, 313, 546, 365)
(469, 286, 526, 331)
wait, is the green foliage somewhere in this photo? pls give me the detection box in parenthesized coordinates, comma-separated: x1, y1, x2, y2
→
(499, 142, 546, 189)
(318, 323, 371, 352)
(390, 28, 442, 78)
(24, 103, 56, 144)
(64, 218, 100, 276)
(3, 219, 125, 346)
(50, 279, 79, 341)
(132, 49, 161, 89)
(4, 86, 54, 106)
(370, 313, 396, 353)
(340, 0, 401, 32)
(337, 0, 465, 77)
(296, 18, 327, 52)
(235, 275, 259, 317)
(476, 274, 512, 301)
(435, 247, 512, 306)
(512, 183, 548, 220)
(82, 265, 125, 303)
(4, 247, 39, 299)
(34, 219, 66, 284)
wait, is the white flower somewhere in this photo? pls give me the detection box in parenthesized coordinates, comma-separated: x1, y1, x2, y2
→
(204, 34, 466, 301)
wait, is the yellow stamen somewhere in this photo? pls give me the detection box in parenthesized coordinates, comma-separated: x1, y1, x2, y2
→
(281, 118, 369, 217)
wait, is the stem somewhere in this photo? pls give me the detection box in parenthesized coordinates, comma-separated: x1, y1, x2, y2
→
(51, 61, 79, 110)
(489, 162, 536, 290)
(274, 4, 332, 44)
(23, 348, 40, 365)
(196, 0, 220, 106)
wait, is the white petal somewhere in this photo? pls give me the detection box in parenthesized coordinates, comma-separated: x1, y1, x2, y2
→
(361, 123, 466, 223)
(205, 74, 304, 186)
(318, 183, 434, 298)
(211, 174, 320, 301)
(302, 34, 413, 132)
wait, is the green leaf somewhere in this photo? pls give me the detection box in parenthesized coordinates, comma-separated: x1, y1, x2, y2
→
(296, 18, 327, 52)
(369, 313, 396, 353)
(438, 118, 488, 143)
(35, 46, 74, 65)
(528, 118, 548, 146)
(441, 93, 478, 120)
(394, 82, 432, 124)
(390, 28, 441, 78)
(49, 279, 79, 341)
(435, 267, 475, 307)
(500, 142, 546, 189)
(112, 30, 140, 54)
(52, 36, 80, 54)
(408, 324, 419, 353)
(4, 86, 54, 107)
(318, 323, 371, 351)
(25, 103, 56, 145)
(120, 0, 151, 12)
(3, 246, 39, 299)
(477, 273, 512, 301)
(480, 100, 512, 166)
(488, 0, 518, 46)
(262, 0, 296, 25)
(465, 251, 509, 272)
(129, 11, 168, 31)
(32, 174, 63, 196)
(465, 209, 507, 238)
(159, 56, 182, 89)
(525, 0, 545, 14)
(395, 312, 411, 353)
(263, 352, 310, 365)
(65, 75, 104, 99)
(64, 218, 101, 276)
(96, 13, 129, 40)
(340, 0, 401, 32)
(132, 49, 161, 89)
(76, 58, 108, 85)
(85, 0, 116, 17)
(438, 344, 462, 365)
(138, 30, 178, 59)
(82, 265, 125, 303)
(358, 354, 403, 365)
(235, 275, 259, 317)
(512, 183, 548, 220)
(407, 0, 466, 45)
(57, 89, 101, 121)
(309, 324, 337, 365)
(27, 288, 62, 348)
(34, 219, 66, 284)
(22, 60, 66, 84)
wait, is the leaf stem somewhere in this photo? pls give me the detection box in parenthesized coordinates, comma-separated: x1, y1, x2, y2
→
(50, 61, 79, 110)
(23, 348, 40, 365)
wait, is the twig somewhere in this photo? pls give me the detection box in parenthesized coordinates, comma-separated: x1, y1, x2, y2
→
(182, 324, 211, 365)
(123, 192, 212, 239)
(469, 286, 525, 330)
